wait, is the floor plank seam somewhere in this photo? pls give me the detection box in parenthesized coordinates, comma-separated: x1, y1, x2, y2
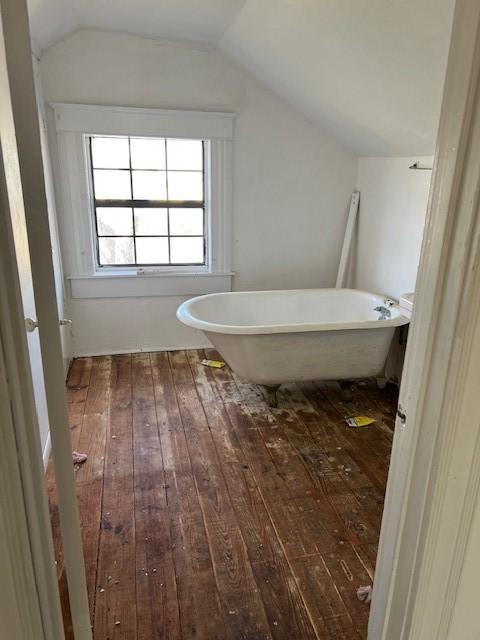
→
(225, 374, 352, 637)
(303, 385, 390, 543)
(149, 351, 184, 640)
(203, 350, 326, 639)
(92, 357, 112, 634)
(186, 349, 276, 640)
(167, 350, 231, 639)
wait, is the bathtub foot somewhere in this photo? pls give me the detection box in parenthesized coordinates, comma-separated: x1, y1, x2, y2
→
(339, 380, 355, 402)
(264, 384, 281, 408)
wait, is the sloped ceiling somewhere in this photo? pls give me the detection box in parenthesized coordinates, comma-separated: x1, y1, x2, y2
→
(220, 0, 455, 155)
(27, 0, 247, 49)
(28, 0, 455, 156)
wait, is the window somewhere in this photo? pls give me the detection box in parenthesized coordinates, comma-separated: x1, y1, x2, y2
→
(89, 135, 206, 267)
(52, 103, 234, 298)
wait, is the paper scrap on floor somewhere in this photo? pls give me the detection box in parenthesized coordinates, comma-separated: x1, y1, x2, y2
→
(72, 451, 88, 464)
(345, 416, 376, 428)
(357, 585, 373, 603)
(201, 359, 226, 369)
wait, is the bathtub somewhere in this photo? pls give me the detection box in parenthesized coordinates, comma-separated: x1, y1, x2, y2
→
(177, 288, 409, 389)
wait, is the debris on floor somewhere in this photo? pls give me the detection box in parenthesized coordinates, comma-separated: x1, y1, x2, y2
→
(201, 359, 226, 369)
(72, 451, 88, 464)
(345, 415, 376, 428)
(54, 354, 397, 637)
(357, 585, 373, 603)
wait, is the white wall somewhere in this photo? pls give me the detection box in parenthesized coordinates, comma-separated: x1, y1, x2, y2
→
(353, 157, 433, 300)
(40, 30, 358, 356)
(69, 296, 207, 355)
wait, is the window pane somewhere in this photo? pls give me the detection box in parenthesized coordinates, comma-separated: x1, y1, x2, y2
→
(136, 237, 169, 264)
(96, 208, 133, 236)
(91, 137, 129, 168)
(130, 138, 166, 170)
(166, 139, 203, 170)
(93, 170, 131, 199)
(134, 208, 168, 235)
(169, 208, 203, 236)
(98, 237, 134, 265)
(132, 170, 167, 200)
(170, 236, 204, 264)
(167, 171, 203, 201)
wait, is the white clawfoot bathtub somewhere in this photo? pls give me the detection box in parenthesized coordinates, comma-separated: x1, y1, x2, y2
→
(177, 288, 409, 386)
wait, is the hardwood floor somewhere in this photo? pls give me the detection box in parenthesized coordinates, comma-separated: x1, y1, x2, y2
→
(47, 349, 397, 640)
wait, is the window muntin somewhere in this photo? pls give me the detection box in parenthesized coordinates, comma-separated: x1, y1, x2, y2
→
(89, 135, 206, 267)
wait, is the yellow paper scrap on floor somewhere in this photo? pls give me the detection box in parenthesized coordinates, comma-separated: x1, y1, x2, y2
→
(345, 415, 376, 428)
(201, 359, 226, 369)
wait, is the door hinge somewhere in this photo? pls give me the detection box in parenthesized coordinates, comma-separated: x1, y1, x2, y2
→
(397, 405, 407, 424)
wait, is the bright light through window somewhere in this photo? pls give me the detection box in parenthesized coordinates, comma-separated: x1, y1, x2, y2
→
(90, 135, 205, 267)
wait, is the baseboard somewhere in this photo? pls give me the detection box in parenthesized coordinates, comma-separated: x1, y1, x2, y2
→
(72, 343, 213, 358)
(40, 358, 71, 473)
(64, 356, 73, 380)
(42, 431, 51, 471)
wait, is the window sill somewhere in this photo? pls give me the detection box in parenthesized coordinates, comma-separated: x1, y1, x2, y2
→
(68, 271, 234, 299)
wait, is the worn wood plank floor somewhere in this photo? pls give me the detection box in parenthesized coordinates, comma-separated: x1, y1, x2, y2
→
(48, 349, 397, 640)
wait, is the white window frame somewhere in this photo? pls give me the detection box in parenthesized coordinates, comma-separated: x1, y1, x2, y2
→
(51, 103, 235, 298)
(86, 135, 208, 270)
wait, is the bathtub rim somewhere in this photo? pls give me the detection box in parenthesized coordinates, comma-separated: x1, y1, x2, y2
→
(176, 288, 410, 335)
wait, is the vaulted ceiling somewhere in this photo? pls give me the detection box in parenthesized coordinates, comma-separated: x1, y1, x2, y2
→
(27, 0, 248, 49)
(27, 0, 456, 156)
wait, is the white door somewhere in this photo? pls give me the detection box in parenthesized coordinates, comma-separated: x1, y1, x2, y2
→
(1, 73, 51, 463)
(0, 0, 91, 638)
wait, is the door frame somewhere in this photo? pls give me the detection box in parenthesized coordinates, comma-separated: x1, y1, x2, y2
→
(0, 0, 92, 637)
(0, 141, 64, 640)
(369, 1, 480, 638)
